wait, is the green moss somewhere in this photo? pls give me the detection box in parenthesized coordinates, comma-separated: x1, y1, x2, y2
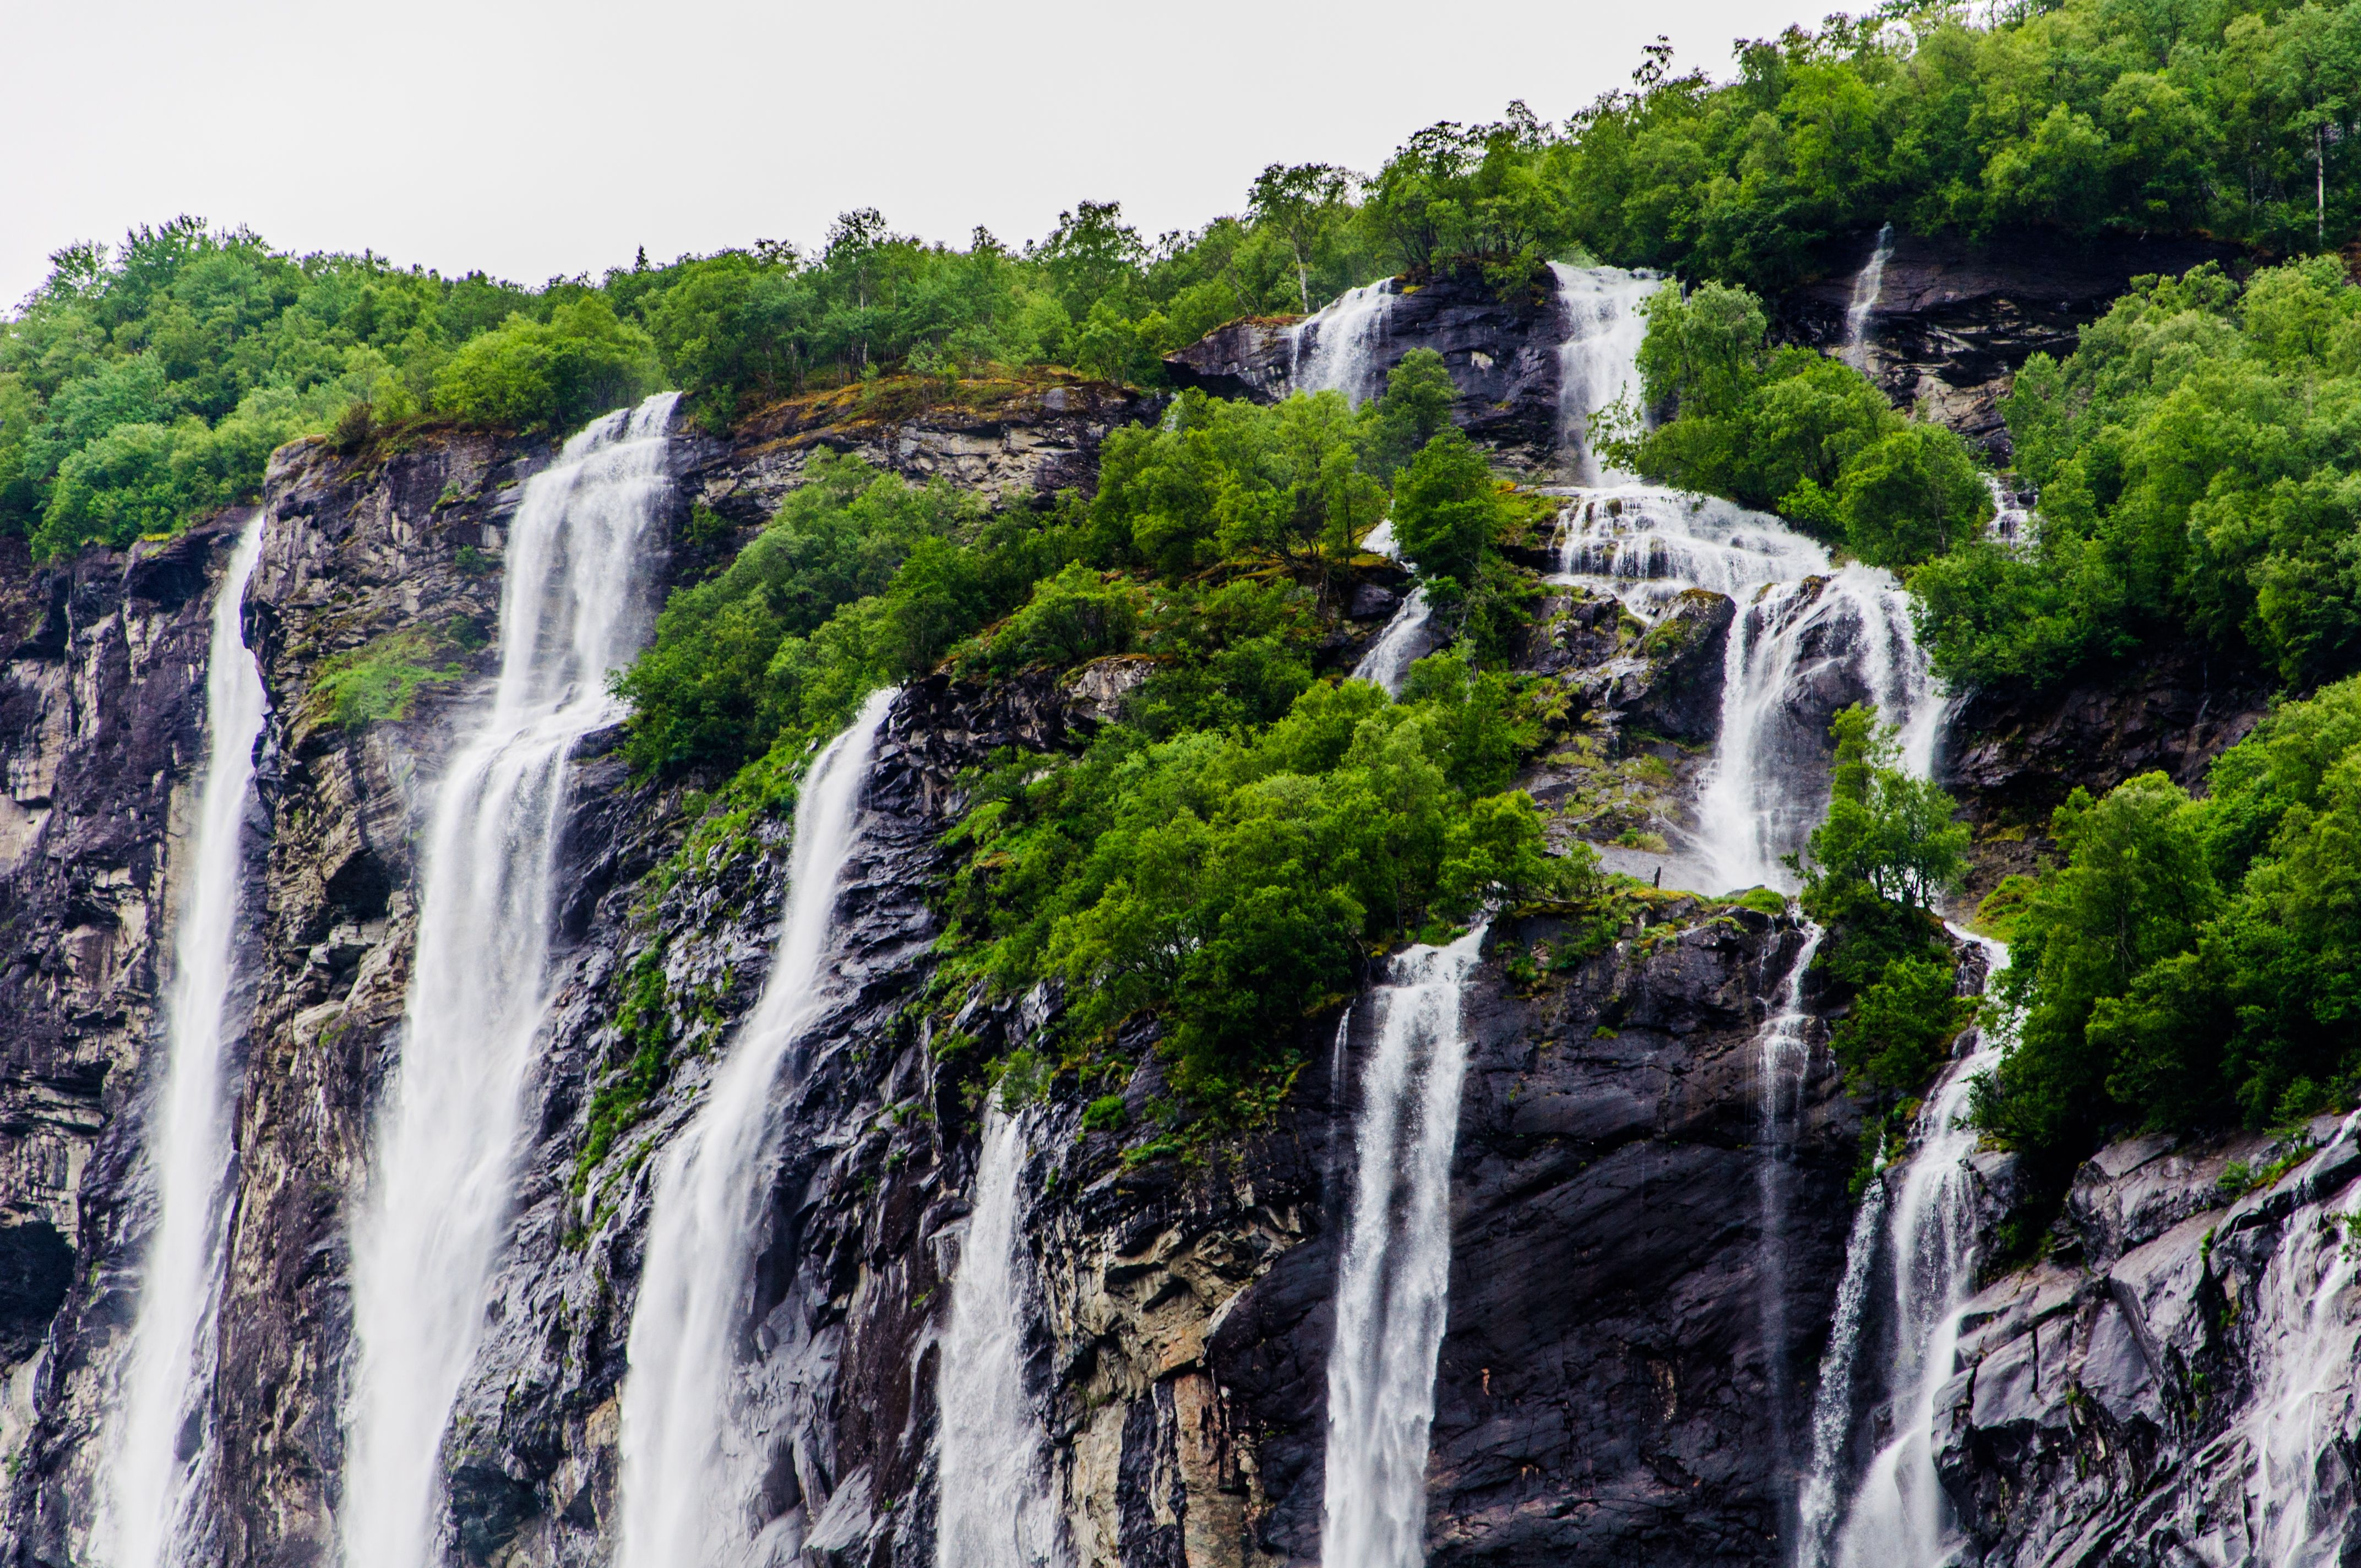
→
(303, 626, 466, 728)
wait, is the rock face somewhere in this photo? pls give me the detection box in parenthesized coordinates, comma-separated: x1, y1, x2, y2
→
(1161, 272, 1569, 466)
(0, 386, 1869, 1568)
(1932, 1120, 2361, 1566)
(0, 521, 238, 1489)
(1775, 227, 2243, 456)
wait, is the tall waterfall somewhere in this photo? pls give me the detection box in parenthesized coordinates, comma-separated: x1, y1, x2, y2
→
(1320, 925, 1487, 1568)
(615, 685, 897, 1568)
(1549, 263, 1663, 483)
(95, 515, 268, 1568)
(2231, 1110, 2361, 1563)
(1842, 225, 1895, 370)
(934, 1100, 1064, 1568)
(1753, 923, 1826, 1468)
(1796, 929, 2010, 1568)
(1291, 280, 1396, 405)
(342, 392, 677, 1568)
(1557, 488, 1943, 892)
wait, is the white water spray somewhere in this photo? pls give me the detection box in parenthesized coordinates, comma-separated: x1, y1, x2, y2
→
(615, 685, 897, 1568)
(1755, 923, 1827, 1459)
(1549, 264, 1664, 483)
(2229, 1111, 2361, 1565)
(95, 516, 268, 1568)
(1699, 571, 1940, 894)
(1320, 925, 1486, 1568)
(1556, 486, 1944, 891)
(1799, 929, 2010, 1568)
(1842, 225, 1895, 371)
(1353, 520, 1433, 696)
(934, 1100, 1064, 1568)
(1292, 280, 1397, 406)
(341, 392, 677, 1568)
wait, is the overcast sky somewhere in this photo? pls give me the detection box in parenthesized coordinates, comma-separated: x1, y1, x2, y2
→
(3, 0, 1837, 308)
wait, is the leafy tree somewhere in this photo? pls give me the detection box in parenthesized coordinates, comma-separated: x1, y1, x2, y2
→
(1362, 349, 1458, 477)
(1389, 428, 1500, 584)
(433, 297, 662, 432)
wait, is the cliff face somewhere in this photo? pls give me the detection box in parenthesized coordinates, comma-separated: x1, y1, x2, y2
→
(0, 384, 1867, 1568)
(0, 523, 235, 1489)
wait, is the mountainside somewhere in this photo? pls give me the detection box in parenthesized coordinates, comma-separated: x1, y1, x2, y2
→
(8, 214, 2361, 1568)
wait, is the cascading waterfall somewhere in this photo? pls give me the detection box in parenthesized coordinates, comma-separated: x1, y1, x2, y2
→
(1842, 225, 1895, 370)
(1320, 925, 1487, 1568)
(614, 685, 897, 1568)
(2229, 1110, 2361, 1564)
(1796, 929, 2010, 1568)
(1555, 486, 1943, 891)
(1291, 280, 1396, 405)
(1699, 570, 1940, 894)
(342, 391, 677, 1568)
(934, 1100, 1064, 1568)
(94, 515, 269, 1568)
(1753, 923, 1827, 1467)
(1352, 520, 1432, 696)
(1549, 263, 1664, 483)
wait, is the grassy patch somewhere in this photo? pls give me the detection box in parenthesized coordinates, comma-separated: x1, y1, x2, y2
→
(302, 621, 478, 728)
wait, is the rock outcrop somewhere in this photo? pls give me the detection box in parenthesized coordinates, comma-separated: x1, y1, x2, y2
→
(1775, 228, 2244, 456)
(1161, 272, 1569, 466)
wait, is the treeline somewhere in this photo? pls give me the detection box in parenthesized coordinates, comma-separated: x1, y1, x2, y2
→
(17, 0, 2361, 564)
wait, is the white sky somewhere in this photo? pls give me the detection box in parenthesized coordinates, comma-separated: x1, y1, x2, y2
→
(2, 0, 1837, 308)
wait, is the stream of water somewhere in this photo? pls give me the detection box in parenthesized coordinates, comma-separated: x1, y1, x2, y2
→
(95, 515, 269, 1568)
(1550, 263, 1663, 483)
(342, 392, 677, 1568)
(1291, 281, 1397, 405)
(1319, 926, 1487, 1568)
(614, 685, 897, 1568)
(1842, 225, 1895, 371)
(934, 1099, 1064, 1568)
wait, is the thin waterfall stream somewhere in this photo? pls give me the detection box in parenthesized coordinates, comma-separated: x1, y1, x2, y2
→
(1797, 929, 2010, 1568)
(615, 685, 898, 1568)
(934, 1099, 1064, 1568)
(1549, 263, 1663, 483)
(1842, 225, 1895, 371)
(1320, 926, 1487, 1568)
(95, 515, 269, 1568)
(342, 392, 678, 1568)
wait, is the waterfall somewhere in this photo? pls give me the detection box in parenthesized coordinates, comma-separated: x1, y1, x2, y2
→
(1797, 929, 2010, 1568)
(1291, 280, 1396, 406)
(1842, 225, 1894, 370)
(1754, 923, 1827, 1470)
(1698, 570, 1940, 894)
(94, 515, 268, 1568)
(934, 1099, 1063, 1568)
(2231, 1110, 2361, 1564)
(341, 391, 678, 1568)
(1548, 263, 1664, 483)
(1320, 925, 1486, 1568)
(1556, 487, 1943, 892)
(614, 685, 898, 1568)
(1353, 519, 1434, 696)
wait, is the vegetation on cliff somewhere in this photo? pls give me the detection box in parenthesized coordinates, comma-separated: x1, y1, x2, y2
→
(1974, 676, 2361, 1169)
(615, 366, 1576, 1119)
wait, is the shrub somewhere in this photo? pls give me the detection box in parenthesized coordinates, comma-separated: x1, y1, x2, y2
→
(433, 297, 663, 433)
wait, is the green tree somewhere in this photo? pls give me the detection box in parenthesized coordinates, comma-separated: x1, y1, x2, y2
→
(1389, 428, 1499, 583)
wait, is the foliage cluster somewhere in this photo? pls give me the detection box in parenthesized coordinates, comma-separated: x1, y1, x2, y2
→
(1973, 676, 2361, 1169)
(1797, 704, 1973, 1095)
(1917, 258, 2361, 693)
(612, 366, 1565, 1120)
(1596, 279, 1990, 567)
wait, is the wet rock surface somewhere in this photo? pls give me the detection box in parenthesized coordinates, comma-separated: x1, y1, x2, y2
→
(1931, 1119, 2361, 1566)
(1774, 227, 2244, 456)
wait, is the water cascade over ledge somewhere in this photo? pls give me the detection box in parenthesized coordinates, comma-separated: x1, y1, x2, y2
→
(1549, 263, 1663, 484)
(342, 393, 678, 1568)
(1796, 928, 2010, 1568)
(1290, 280, 1396, 405)
(934, 1099, 1064, 1568)
(95, 515, 269, 1568)
(614, 685, 899, 1568)
(1320, 926, 1487, 1568)
(1842, 225, 1896, 371)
